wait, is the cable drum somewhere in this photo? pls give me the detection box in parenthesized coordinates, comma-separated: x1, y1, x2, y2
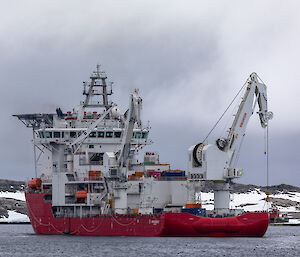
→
(192, 143, 207, 167)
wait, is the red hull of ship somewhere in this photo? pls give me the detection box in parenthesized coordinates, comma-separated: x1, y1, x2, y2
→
(26, 193, 269, 237)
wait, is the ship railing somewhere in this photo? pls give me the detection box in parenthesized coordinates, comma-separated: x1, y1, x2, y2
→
(127, 176, 187, 181)
(41, 177, 53, 183)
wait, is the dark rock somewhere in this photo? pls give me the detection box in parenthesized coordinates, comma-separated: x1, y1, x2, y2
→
(0, 198, 27, 216)
(199, 181, 300, 194)
(0, 179, 25, 193)
(267, 197, 300, 207)
(0, 206, 8, 218)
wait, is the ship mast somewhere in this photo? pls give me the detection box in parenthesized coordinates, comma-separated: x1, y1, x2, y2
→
(83, 64, 113, 110)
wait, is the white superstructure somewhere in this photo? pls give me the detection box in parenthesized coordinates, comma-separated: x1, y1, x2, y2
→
(14, 66, 188, 217)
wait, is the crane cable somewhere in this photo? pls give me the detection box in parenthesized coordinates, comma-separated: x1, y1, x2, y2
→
(266, 125, 270, 188)
(255, 74, 271, 210)
(262, 121, 271, 212)
(265, 124, 270, 210)
(202, 77, 249, 143)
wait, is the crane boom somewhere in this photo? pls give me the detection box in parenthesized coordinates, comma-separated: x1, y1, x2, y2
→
(187, 73, 273, 216)
(103, 89, 143, 180)
(117, 89, 142, 170)
(68, 106, 115, 153)
(218, 73, 273, 168)
(226, 73, 271, 148)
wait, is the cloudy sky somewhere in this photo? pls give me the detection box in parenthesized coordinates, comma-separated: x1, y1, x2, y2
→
(1, 0, 299, 186)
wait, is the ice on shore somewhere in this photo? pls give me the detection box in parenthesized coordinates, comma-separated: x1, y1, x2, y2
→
(0, 191, 25, 201)
(0, 210, 29, 223)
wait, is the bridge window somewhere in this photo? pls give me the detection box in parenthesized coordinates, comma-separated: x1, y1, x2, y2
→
(38, 131, 44, 138)
(98, 132, 104, 138)
(70, 132, 76, 138)
(54, 132, 60, 138)
(114, 132, 121, 138)
(45, 132, 52, 138)
(89, 132, 96, 138)
(142, 132, 148, 139)
(106, 132, 113, 138)
(135, 132, 142, 139)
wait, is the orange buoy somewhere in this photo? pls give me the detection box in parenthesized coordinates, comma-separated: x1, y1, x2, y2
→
(28, 178, 42, 189)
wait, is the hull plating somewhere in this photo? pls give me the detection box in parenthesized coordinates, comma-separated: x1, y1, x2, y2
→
(26, 193, 269, 237)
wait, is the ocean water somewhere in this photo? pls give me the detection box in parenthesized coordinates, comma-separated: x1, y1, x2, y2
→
(0, 225, 299, 257)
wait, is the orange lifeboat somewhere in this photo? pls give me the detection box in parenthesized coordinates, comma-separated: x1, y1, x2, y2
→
(28, 178, 42, 189)
(75, 190, 87, 199)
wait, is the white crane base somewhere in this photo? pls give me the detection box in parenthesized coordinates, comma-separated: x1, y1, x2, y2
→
(114, 187, 128, 214)
(213, 181, 231, 216)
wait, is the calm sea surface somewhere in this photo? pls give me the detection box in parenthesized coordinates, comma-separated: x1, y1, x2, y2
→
(0, 224, 299, 257)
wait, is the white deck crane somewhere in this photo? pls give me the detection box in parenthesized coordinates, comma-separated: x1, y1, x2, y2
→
(103, 89, 142, 214)
(103, 89, 142, 180)
(188, 73, 273, 216)
(117, 89, 142, 175)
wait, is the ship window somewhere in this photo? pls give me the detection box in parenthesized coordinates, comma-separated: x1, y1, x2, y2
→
(106, 132, 113, 138)
(89, 132, 96, 138)
(44, 194, 52, 203)
(135, 132, 142, 139)
(45, 132, 52, 138)
(70, 131, 76, 138)
(38, 131, 44, 138)
(98, 131, 104, 138)
(54, 132, 60, 138)
(142, 132, 148, 139)
(61, 132, 64, 138)
(114, 132, 121, 138)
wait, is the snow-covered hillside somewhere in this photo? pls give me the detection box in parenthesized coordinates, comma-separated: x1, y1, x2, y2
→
(201, 189, 300, 224)
(201, 189, 300, 213)
(0, 191, 25, 201)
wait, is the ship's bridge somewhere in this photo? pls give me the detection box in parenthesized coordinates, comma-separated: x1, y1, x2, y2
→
(36, 128, 149, 144)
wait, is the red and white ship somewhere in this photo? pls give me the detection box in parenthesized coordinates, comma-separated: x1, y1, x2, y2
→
(14, 66, 272, 237)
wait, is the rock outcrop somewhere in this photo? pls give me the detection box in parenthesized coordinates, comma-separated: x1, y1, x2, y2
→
(0, 198, 27, 218)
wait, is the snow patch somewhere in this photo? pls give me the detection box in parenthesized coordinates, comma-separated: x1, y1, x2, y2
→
(0, 210, 29, 223)
(0, 191, 25, 201)
(287, 219, 300, 224)
(200, 190, 300, 213)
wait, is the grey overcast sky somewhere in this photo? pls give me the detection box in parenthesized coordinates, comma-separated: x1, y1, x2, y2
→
(0, 0, 299, 186)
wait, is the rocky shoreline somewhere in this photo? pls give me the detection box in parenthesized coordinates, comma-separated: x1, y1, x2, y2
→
(0, 198, 27, 219)
(0, 179, 25, 193)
